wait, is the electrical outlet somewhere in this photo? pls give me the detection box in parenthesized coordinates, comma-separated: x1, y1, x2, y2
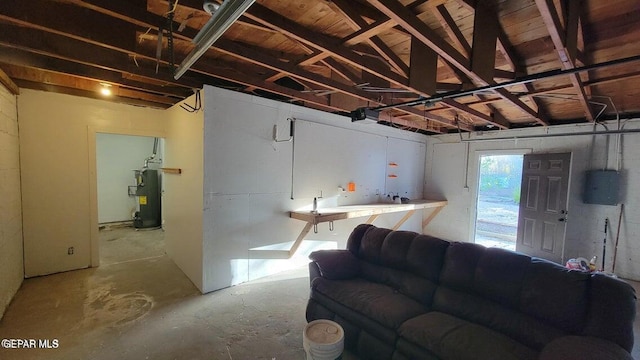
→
(67, 247, 74, 255)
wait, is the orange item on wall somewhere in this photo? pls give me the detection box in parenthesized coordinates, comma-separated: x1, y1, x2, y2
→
(348, 182, 356, 192)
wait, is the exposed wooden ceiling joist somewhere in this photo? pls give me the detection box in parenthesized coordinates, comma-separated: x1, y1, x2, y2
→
(366, 0, 550, 126)
(0, 0, 638, 134)
(535, 0, 595, 121)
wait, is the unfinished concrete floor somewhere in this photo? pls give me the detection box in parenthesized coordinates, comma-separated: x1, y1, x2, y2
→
(1, 227, 353, 359)
(99, 225, 165, 265)
(0, 255, 316, 359)
(0, 227, 637, 359)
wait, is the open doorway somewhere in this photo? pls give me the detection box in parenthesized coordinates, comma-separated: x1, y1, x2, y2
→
(96, 133, 165, 265)
(474, 154, 524, 251)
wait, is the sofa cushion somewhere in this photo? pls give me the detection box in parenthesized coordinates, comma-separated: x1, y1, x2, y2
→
(358, 226, 393, 263)
(539, 336, 633, 360)
(346, 223, 374, 256)
(404, 234, 450, 282)
(350, 224, 450, 284)
(439, 242, 486, 293)
(308, 294, 398, 346)
(440, 241, 591, 335)
(473, 247, 530, 308)
(360, 261, 438, 305)
(398, 312, 537, 360)
(432, 286, 565, 350)
(311, 277, 428, 329)
(309, 250, 360, 280)
(520, 258, 590, 333)
(583, 273, 636, 351)
(380, 230, 416, 268)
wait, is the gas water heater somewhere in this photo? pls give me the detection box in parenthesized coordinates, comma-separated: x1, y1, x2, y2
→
(133, 169, 161, 228)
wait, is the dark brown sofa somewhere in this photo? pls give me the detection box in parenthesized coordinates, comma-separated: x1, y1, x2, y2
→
(306, 224, 636, 360)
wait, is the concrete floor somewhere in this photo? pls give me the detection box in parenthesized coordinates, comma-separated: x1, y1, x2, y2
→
(0, 228, 637, 359)
(0, 228, 332, 359)
(99, 225, 165, 266)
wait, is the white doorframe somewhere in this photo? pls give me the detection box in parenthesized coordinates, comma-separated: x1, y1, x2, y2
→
(87, 126, 166, 267)
(469, 148, 532, 244)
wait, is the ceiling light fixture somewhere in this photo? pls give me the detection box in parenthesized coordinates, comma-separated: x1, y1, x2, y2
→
(174, 0, 256, 80)
(100, 83, 112, 96)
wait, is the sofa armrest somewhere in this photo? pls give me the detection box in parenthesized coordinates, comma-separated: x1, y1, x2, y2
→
(539, 336, 633, 360)
(309, 250, 360, 281)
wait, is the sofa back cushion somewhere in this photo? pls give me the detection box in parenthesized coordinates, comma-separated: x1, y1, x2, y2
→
(439, 241, 591, 334)
(431, 286, 565, 350)
(359, 261, 438, 305)
(582, 273, 636, 351)
(356, 225, 392, 263)
(349, 225, 450, 279)
(347, 224, 450, 304)
(519, 259, 590, 333)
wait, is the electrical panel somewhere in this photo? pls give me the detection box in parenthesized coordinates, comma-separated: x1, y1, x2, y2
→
(583, 170, 620, 205)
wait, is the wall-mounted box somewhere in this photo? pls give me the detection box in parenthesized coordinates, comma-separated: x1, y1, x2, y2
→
(583, 170, 620, 205)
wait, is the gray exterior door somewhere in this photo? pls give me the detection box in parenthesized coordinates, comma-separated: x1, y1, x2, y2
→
(516, 152, 571, 264)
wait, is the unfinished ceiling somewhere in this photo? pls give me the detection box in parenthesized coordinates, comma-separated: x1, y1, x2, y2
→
(1, 0, 639, 134)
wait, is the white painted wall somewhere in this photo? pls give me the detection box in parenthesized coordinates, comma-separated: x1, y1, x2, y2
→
(201, 86, 427, 292)
(96, 133, 163, 223)
(18, 89, 167, 277)
(0, 83, 23, 319)
(163, 94, 204, 292)
(424, 119, 640, 280)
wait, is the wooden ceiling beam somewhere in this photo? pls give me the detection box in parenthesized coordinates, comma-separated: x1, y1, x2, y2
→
(217, 1, 491, 129)
(0, 66, 19, 95)
(330, 0, 409, 76)
(14, 79, 173, 108)
(209, 41, 457, 130)
(0, 1, 138, 54)
(0, 47, 189, 98)
(450, 0, 544, 121)
(535, 0, 595, 121)
(409, 36, 438, 95)
(212, 40, 369, 99)
(433, 4, 471, 57)
(367, 0, 548, 125)
(62, 0, 376, 115)
(235, 2, 410, 87)
(365, 0, 469, 76)
(0, 23, 201, 89)
(2, 64, 177, 105)
(343, 19, 398, 46)
(0, 20, 342, 113)
(23, 4, 436, 125)
(378, 110, 445, 134)
(442, 99, 509, 129)
(396, 106, 472, 132)
(323, 59, 362, 85)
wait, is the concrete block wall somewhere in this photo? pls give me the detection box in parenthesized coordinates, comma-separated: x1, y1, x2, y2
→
(424, 119, 640, 280)
(0, 83, 23, 319)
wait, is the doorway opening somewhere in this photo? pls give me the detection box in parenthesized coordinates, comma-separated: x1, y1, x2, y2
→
(474, 154, 524, 251)
(96, 133, 165, 265)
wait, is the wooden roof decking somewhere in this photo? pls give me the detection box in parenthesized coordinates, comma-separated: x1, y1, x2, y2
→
(0, 0, 638, 134)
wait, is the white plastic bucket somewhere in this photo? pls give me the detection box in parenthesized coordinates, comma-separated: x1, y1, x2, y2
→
(303, 319, 344, 360)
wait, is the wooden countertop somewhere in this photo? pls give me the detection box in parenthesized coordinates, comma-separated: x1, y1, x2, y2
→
(289, 199, 448, 224)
